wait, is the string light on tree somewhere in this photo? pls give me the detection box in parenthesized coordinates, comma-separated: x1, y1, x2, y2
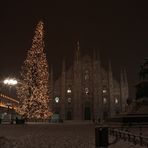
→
(16, 21, 52, 119)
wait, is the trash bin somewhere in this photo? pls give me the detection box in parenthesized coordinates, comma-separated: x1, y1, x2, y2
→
(95, 127, 108, 148)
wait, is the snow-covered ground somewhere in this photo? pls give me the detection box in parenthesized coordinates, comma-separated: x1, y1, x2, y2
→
(0, 123, 147, 148)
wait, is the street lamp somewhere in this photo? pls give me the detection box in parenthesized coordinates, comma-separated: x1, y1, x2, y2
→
(3, 78, 18, 115)
(3, 78, 18, 86)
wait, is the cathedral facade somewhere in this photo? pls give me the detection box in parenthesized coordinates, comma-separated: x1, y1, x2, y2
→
(50, 43, 129, 121)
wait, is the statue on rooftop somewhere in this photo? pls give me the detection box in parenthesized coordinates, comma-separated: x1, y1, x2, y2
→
(139, 58, 148, 81)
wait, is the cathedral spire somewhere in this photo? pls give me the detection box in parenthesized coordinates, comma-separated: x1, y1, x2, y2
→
(93, 49, 97, 61)
(74, 41, 80, 64)
(62, 58, 66, 73)
(109, 60, 112, 73)
(108, 60, 115, 117)
(120, 67, 128, 112)
(61, 58, 66, 119)
(123, 68, 128, 85)
(123, 67, 129, 100)
(97, 49, 101, 62)
(77, 40, 80, 51)
(120, 68, 124, 83)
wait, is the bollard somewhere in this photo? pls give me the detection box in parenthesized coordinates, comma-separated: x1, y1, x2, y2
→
(95, 127, 108, 148)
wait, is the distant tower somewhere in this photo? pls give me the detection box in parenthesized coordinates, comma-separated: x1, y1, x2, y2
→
(108, 61, 115, 117)
(49, 65, 54, 112)
(93, 49, 102, 120)
(61, 59, 66, 119)
(124, 68, 129, 102)
(73, 41, 82, 120)
(120, 68, 128, 112)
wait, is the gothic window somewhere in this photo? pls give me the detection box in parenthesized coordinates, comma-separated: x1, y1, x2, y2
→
(103, 98, 107, 104)
(84, 70, 89, 80)
(102, 89, 107, 93)
(115, 98, 118, 104)
(85, 87, 89, 95)
(55, 97, 60, 103)
(67, 97, 72, 103)
(67, 88, 72, 94)
(85, 74, 89, 80)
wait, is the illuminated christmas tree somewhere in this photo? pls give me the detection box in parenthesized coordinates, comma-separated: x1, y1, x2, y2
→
(17, 21, 52, 119)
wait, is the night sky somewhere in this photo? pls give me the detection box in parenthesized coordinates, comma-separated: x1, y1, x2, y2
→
(0, 1, 147, 98)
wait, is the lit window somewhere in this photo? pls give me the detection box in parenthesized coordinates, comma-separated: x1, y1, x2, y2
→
(67, 98, 72, 103)
(85, 88, 89, 95)
(84, 70, 89, 80)
(102, 90, 107, 93)
(85, 75, 89, 80)
(55, 97, 59, 103)
(67, 88, 72, 94)
(103, 98, 107, 104)
(115, 98, 118, 104)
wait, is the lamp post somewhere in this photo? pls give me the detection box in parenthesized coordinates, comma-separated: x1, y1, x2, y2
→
(3, 78, 18, 123)
(3, 78, 18, 100)
(3, 78, 18, 107)
(3, 78, 18, 96)
(3, 78, 18, 86)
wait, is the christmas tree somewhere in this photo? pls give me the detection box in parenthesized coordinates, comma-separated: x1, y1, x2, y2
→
(17, 21, 52, 119)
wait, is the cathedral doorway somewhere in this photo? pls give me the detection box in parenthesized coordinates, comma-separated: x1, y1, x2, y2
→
(84, 107, 91, 120)
(66, 111, 72, 120)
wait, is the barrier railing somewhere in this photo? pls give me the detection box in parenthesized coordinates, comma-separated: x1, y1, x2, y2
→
(109, 128, 148, 147)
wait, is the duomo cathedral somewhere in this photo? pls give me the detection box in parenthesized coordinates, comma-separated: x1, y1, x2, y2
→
(50, 42, 129, 121)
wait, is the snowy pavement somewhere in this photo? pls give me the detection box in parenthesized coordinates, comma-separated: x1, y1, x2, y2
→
(0, 123, 147, 148)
